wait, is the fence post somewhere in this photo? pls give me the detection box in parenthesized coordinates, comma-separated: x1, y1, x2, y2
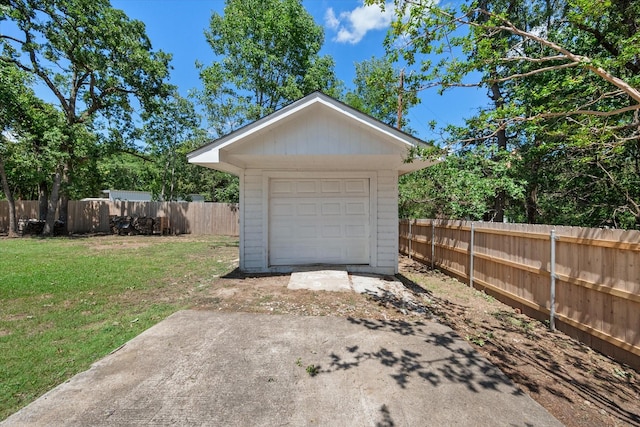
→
(469, 222, 475, 288)
(408, 220, 412, 260)
(431, 220, 435, 270)
(549, 229, 557, 332)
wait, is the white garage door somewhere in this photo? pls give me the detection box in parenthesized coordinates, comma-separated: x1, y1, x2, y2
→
(269, 178, 370, 266)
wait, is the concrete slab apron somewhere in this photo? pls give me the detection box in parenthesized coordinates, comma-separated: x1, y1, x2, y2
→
(3, 311, 561, 427)
(287, 270, 404, 295)
(288, 270, 351, 292)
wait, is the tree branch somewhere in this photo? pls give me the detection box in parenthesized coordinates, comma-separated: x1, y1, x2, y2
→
(20, 28, 71, 113)
(121, 149, 153, 162)
(572, 21, 640, 75)
(530, 104, 640, 119)
(490, 61, 581, 83)
(499, 54, 568, 63)
(0, 34, 27, 45)
(596, 160, 640, 216)
(0, 56, 34, 74)
(470, 9, 640, 104)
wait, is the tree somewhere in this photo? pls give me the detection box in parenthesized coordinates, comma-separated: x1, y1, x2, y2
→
(0, 62, 66, 236)
(198, 0, 341, 136)
(1, 0, 171, 234)
(176, 138, 239, 203)
(96, 152, 153, 194)
(399, 144, 525, 220)
(0, 63, 31, 237)
(345, 56, 419, 129)
(370, 0, 640, 227)
(141, 92, 200, 201)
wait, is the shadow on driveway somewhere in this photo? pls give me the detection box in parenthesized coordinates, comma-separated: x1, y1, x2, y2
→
(3, 311, 561, 426)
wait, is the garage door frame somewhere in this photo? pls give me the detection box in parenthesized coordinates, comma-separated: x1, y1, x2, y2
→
(262, 171, 378, 269)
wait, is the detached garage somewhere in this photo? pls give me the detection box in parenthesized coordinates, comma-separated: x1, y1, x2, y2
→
(188, 92, 435, 274)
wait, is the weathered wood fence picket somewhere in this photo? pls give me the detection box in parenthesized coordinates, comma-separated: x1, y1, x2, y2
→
(0, 200, 239, 236)
(399, 219, 640, 370)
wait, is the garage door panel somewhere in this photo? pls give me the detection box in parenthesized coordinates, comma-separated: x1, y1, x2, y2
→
(297, 225, 318, 238)
(270, 246, 316, 264)
(346, 244, 368, 258)
(346, 202, 367, 215)
(321, 225, 342, 238)
(271, 202, 294, 217)
(345, 179, 367, 193)
(321, 180, 341, 193)
(297, 203, 317, 216)
(271, 180, 294, 194)
(321, 202, 341, 215)
(297, 180, 317, 193)
(269, 178, 370, 266)
(345, 224, 366, 237)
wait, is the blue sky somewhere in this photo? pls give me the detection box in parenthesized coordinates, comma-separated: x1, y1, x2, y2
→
(4, 0, 487, 143)
(108, 0, 490, 142)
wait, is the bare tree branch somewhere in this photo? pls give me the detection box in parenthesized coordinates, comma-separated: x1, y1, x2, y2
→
(530, 104, 640, 119)
(490, 61, 581, 83)
(0, 34, 26, 45)
(498, 55, 568, 63)
(470, 9, 640, 104)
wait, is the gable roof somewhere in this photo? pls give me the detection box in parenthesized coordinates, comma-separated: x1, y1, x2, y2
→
(187, 92, 433, 174)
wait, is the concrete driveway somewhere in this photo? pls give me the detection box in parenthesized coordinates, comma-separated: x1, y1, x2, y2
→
(3, 310, 561, 426)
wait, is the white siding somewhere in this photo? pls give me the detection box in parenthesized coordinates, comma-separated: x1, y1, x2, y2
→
(242, 170, 265, 272)
(233, 107, 398, 157)
(376, 170, 399, 273)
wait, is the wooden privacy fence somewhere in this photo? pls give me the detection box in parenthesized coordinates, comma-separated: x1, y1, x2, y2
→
(400, 219, 640, 369)
(0, 200, 239, 236)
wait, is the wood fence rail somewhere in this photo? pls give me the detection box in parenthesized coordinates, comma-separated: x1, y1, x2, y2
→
(0, 200, 239, 236)
(399, 219, 640, 370)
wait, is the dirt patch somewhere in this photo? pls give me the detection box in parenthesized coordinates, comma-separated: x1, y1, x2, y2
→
(88, 236, 152, 251)
(89, 242, 152, 251)
(84, 234, 213, 251)
(188, 257, 638, 427)
(397, 257, 639, 427)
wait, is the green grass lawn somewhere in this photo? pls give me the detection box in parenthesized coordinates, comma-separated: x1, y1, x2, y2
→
(0, 235, 238, 421)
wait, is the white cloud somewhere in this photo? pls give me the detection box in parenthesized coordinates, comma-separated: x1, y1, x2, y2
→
(325, 2, 395, 45)
(324, 8, 340, 30)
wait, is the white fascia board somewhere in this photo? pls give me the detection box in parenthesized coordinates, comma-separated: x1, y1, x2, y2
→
(187, 96, 320, 160)
(190, 161, 243, 176)
(398, 157, 441, 175)
(187, 147, 220, 164)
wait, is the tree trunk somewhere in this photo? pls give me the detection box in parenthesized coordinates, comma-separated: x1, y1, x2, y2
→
(490, 81, 508, 223)
(0, 155, 19, 238)
(58, 161, 72, 235)
(526, 138, 542, 224)
(526, 184, 538, 224)
(160, 158, 169, 201)
(169, 149, 176, 201)
(42, 165, 63, 236)
(59, 191, 69, 235)
(38, 181, 48, 220)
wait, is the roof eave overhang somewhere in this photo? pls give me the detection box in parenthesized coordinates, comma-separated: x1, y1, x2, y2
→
(190, 161, 243, 176)
(398, 157, 441, 176)
(187, 92, 436, 176)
